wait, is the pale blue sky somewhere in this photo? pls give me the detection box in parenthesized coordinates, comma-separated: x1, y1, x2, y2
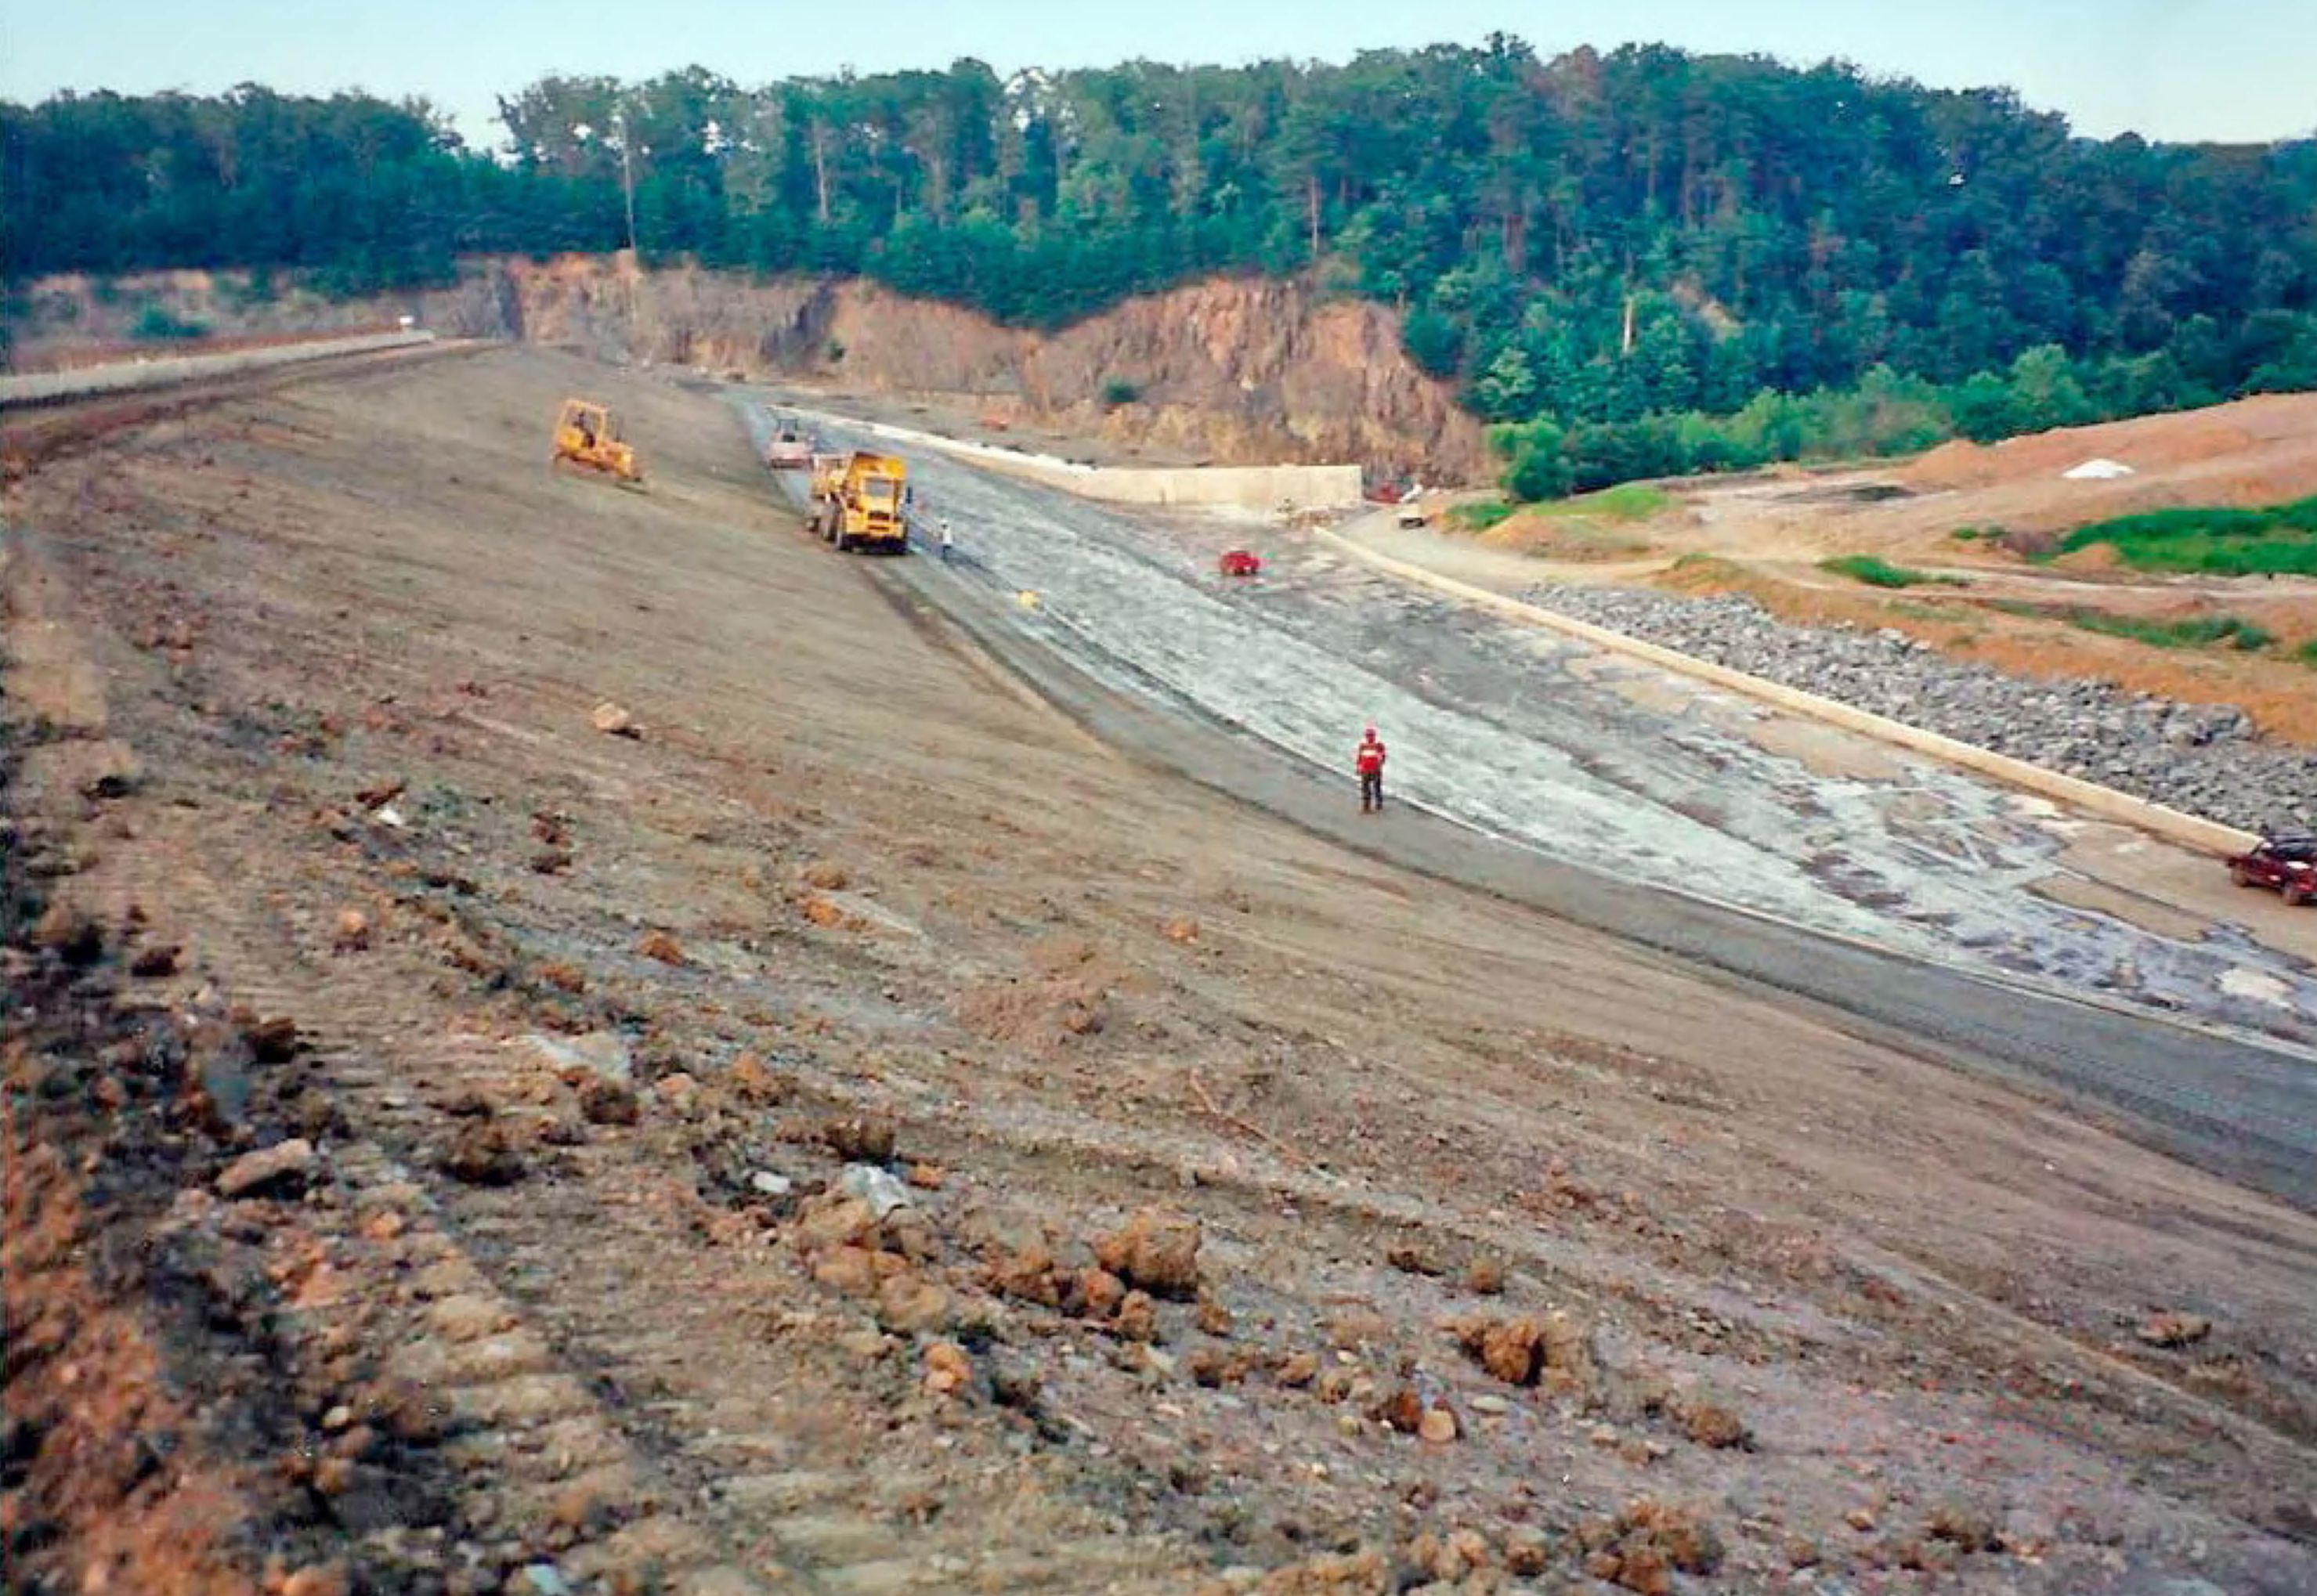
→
(3, 0, 2311, 147)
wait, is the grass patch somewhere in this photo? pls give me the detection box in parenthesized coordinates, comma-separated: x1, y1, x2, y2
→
(1990, 598, 2275, 651)
(1532, 483, 1672, 522)
(1887, 599, 1973, 622)
(1551, 536, 1653, 561)
(1819, 554, 1968, 589)
(1660, 552, 1749, 592)
(1950, 524, 2007, 543)
(2069, 612, 2275, 651)
(2049, 496, 2317, 576)
(2295, 638, 2317, 668)
(1448, 498, 1514, 532)
(128, 304, 209, 341)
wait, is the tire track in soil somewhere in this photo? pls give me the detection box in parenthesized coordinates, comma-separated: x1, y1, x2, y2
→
(69, 809, 775, 1594)
(79, 796, 1193, 1595)
(4, 503, 1192, 1591)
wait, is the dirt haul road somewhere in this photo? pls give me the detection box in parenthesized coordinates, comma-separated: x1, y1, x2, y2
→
(8, 347, 2317, 1596)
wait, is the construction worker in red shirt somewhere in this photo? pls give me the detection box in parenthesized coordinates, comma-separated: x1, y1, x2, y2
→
(1355, 726, 1387, 813)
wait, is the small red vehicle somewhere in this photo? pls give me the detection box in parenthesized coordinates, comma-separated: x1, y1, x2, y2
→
(1218, 549, 1263, 578)
(2228, 832, 2317, 905)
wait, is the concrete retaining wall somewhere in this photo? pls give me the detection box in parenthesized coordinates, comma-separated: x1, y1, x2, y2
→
(989, 457, 1366, 511)
(1317, 526, 2263, 858)
(1, 330, 436, 407)
(778, 403, 1364, 510)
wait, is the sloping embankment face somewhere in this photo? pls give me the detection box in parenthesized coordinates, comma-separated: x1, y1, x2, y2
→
(10, 345, 2317, 1591)
(6, 259, 1487, 481)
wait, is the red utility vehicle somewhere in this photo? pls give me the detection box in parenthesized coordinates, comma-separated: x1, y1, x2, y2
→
(1218, 549, 1263, 578)
(2228, 832, 2317, 905)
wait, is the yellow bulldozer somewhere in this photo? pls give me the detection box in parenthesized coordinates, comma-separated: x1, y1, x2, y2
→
(808, 450, 912, 554)
(551, 399, 642, 486)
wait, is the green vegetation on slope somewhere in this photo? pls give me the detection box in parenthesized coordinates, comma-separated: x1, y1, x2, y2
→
(1819, 554, 1967, 589)
(2065, 611, 2276, 650)
(5, 47, 2315, 481)
(128, 305, 209, 341)
(1989, 600, 2277, 650)
(1529, 484, 1672, 522)
(1448, 499, 1515, 532)
(2049, 496, 2317, 576)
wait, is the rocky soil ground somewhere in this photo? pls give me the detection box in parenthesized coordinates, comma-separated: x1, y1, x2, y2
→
(1522, 585, 2317, 836)
(6, 347, 2317, 1596)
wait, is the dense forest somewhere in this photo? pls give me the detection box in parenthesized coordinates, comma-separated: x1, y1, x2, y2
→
(6, 41, 2316, 492)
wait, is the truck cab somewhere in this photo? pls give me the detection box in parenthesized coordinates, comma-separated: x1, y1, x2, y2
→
(2230, 832, 2317, 905)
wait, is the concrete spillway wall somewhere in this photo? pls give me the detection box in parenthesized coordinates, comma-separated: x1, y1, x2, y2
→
(775, 402, 1364, 510)
(0, 330, 437, 407)
(985, 456, 1366, 511)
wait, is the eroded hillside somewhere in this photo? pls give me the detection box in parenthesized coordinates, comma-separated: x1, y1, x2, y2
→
(6, 258, 1487, 479)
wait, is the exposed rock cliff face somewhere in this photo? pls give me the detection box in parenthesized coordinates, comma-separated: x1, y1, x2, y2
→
(6, 257, 1486, 480)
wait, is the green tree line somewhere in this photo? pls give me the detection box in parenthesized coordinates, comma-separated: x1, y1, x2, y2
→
(1489, 330, 2317, 500)
(5, 42, 2315, 483)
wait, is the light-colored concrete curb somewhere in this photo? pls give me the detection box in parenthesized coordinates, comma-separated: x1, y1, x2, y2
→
(1315, 525, 2264, 858)
(1, 330, 437, 407)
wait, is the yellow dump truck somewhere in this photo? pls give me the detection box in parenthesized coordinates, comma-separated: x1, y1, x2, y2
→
(809, 450, 912, 554)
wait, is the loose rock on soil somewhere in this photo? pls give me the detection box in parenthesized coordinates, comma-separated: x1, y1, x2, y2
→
(1525, 584, 2317, 829)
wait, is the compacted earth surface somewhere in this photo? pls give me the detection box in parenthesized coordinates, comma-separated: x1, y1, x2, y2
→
(6, 346, 2317, 1596)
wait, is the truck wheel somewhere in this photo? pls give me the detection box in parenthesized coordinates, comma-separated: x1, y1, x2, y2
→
(2286, 883, 2312, 908)
(2232, 861, 2254, 887)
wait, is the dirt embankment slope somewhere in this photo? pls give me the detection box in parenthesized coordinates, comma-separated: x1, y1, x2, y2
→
(5, 348, 2317, 1594)
(1452, 392, 2317, 740)
(7, 258, 1487, 480)
(1899, 393, 2317, 515)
